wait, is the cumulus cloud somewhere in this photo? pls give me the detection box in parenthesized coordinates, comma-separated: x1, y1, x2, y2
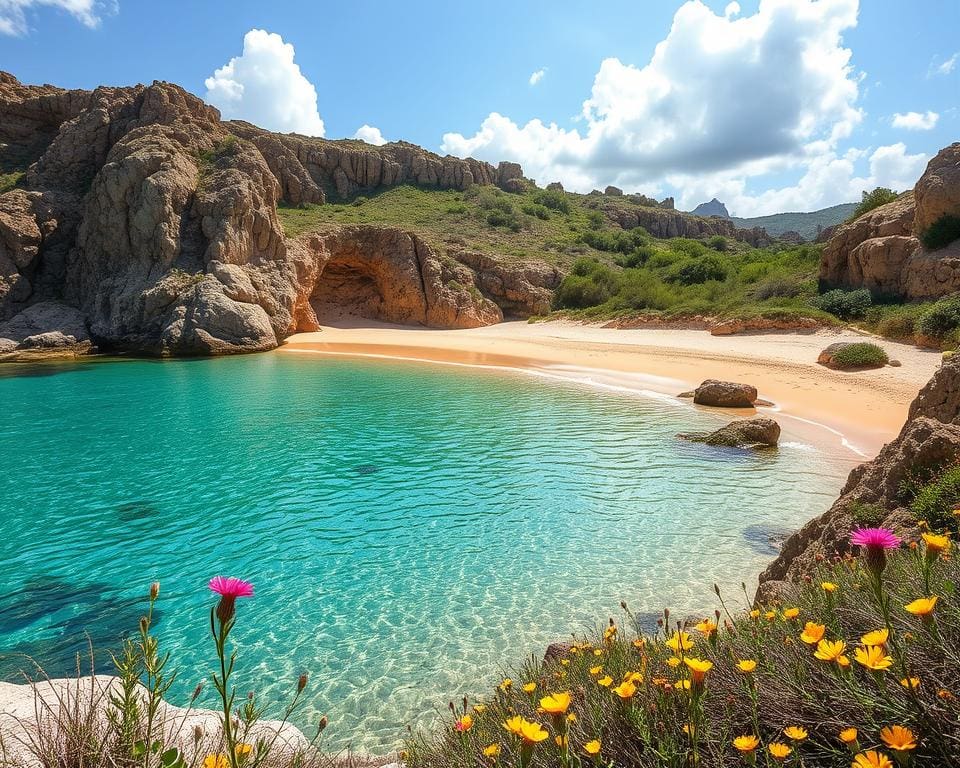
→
(204, 29, 325, 136)
(528, 68, 547, 86)
(892, 110, 939, 131)
(0, 0, 109, 35)
(441, 0, 864, 212)
(353, 124, 388, 145)
(724, 2, 740, 19)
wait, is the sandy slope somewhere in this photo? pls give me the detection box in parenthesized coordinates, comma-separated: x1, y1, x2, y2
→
(279, 320, 943, 459)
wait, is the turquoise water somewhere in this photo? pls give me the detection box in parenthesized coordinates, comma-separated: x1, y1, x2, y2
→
(0, 353, 856, 751)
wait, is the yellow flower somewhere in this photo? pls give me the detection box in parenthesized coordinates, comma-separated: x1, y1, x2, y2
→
(474, 704, 487, 714)
(566, 713, 577, 723)
(522, 682, 537, 694)
(694, 619, 717, 635)
(234, 744, 253, 759)
(880, 725, 917, 752)
(666, 657, 682, 668)
(904, 595, 938, 617)
(749, 609, 761, 619)
(584, 740, 601, 755)
(799, 622, 826, 645)
(837, 654, 851, 668)
(674, 679, 691, 691)
(821, 581, 838, 592)
(597, 676, 613, 687)
(782, 607, 800, 620)
(560, 658, 570, 666)
(764, 611, 777, 622)
(814, 638, 847, 663)
(499, 678, 513, 691)
(732, 735, 760, 753)
(612, 680, 636, 700)
(503, 716, 549, 744)
(683, 656, 713, 684)
(632, 638, 646, 649)
(854, 645, 893, 672)
(539, 692, 571, 715)
(623, 671, 643, 684)
(482, 743, 501, 759)
(852, 750, 893, 768)
(593, 649, 602, 656)
(922, 532, 951, 556)
(589, 665, 603, 676)
(554, 735, 567, 748)
(860, 629, 889, 647)
(665, 631, 694, 652)
(839, 727, 859, 745)
(203, 756, 227, 768)
(603, 624, 617, 641)
(737, 659, 757, 673)
(454, 714, 473, 732)
(900, 677, 921, 690)
(768, 742, 792, 760)
(783, 726, 808, 741)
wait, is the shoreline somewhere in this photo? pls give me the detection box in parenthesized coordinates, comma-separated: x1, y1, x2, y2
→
(280, 320, 944, 459)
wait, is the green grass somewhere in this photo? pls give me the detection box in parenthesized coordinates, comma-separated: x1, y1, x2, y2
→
(0, 170, 25, 193)
(828, 342, 889, 369)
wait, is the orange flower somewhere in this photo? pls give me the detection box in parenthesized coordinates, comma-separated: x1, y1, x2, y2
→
(854, 645, 893, 672)
(840, 727, 859, 745)
(814, 638, 847, 664)
(454, 714, 473, 732)
(783, 726, 808, 741)
(921, 532, 950, 557)
(768, 742, 792, 761)
(880, 725, 917, 752)
(799, 622, 826, 645)
(782, 607, 800, 620)
(694, 619, 717, 636)
(737, 659, 757, 673)
(612, 680, 636, 700)
(904, 596, 938, 618)
(539, 692, 571, 715)
(860, 629, 889, 647)
(732, 735, 760, 753)
(900, 677, 920, 690)
(584, 740, 601, 756)
(665, 631, 694, 652)
(683, 657, 713, 685)
(502, 716, 549, 745)
(852, 752, 893, 768)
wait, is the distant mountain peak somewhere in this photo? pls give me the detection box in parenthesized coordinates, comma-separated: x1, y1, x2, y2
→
(690, 198, 730, 218)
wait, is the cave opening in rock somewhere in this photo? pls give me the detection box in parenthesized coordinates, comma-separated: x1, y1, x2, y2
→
(309, 259, 389, 325)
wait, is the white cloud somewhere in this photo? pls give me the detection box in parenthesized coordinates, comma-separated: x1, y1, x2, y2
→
(0, 0, 108, 35)
(672, 143, 927, 216)
(891, 110, 939, 131)
(442, 0, 863, 210)
(724, 2, 740, 19)
(353, 124, 388, 146)
(528, 68, 547, 86)
(204, 29, 325, 136)
(930, 52, 957, 76)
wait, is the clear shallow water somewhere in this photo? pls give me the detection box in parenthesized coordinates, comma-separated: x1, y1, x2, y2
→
(0, 353, 856, 751)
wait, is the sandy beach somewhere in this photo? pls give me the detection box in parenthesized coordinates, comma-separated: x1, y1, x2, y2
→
(280, 321, 944, 459)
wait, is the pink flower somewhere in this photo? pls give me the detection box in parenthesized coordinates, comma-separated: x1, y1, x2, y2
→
(208, 576, 254, 599)
(209, 576, 253, 624)
(850, 527, 901, 574)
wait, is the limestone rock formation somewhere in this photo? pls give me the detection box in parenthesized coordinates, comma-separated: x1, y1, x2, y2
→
(680, 417, 780, 448)
(0, 72, 562, 357)
(819, 143, 960, 299)
(757, 355, 960, 602)
(690, 198, 730, 218)
(691, 380, 759, 408)
(601, 202, 770, 247)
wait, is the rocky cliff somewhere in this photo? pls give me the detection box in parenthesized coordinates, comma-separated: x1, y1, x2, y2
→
(690, 198, 730, 218)
(819, 143, 960, 300)
(757, 354, 960, 603)
(0, 73, 562, 357)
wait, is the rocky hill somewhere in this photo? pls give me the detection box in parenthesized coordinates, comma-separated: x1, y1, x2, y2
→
(731, 202, 857, 240)
(689, 198, 729, 218)
(819, 143, 960, 300)
(0, 72, 775, 359)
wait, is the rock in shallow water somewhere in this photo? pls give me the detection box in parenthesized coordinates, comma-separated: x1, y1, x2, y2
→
(679, 417, 780, 448)
(691, 379, 758, 408)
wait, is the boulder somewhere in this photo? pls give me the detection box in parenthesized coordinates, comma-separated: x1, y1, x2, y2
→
(817, 341, 887, 370)
(692, 380, 758, 408)
(681, 418, 780, 448)
(913, 142, 960, 234)
(604, 185, 623, 196)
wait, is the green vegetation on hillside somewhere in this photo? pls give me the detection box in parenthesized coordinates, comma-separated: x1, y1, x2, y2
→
(0, 170, 24, 193)
(851, 188, 901, 221)
(730, 203, 857, 240)
(829, 342, 890, 369)
(920, 214, 960, 251)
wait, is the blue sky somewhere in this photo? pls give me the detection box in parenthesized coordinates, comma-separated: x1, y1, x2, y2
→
(1, 0, 957, 216)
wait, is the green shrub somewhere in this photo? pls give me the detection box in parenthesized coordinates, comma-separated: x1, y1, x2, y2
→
(445, 203, 468, 215)
(911, 463, 960, 534)
(810, 288, 872, 319)
(615, 245, 657, 269)
(521, 202, 551, 220)
(531, 189, 571, 214)
(587, 210, 605, 230)
(667, 255, 727, 286)
(917, 294, 960, 340)
(850, 187, 899, 220)
(866, 303, 929, 341)
(848, 501, 886, 527)
(351, 195, 368, 206)
(707, 235, 728, 252)
(829, 342, 889, 369)
(751, 275, 806, 300)
(486, 209, 522, 231)
(581, 228, 648, 254)
(920, 214, 960, 251)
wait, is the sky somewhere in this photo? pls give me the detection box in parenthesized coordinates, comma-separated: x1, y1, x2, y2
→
(1, 0, 957, 216)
